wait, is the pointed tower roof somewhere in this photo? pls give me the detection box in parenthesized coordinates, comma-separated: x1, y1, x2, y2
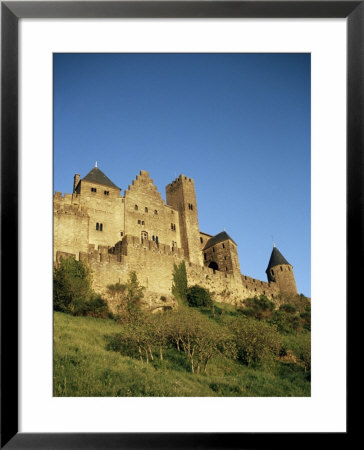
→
(82, 166, 120, 189)
(266, 246, 291, 272)
(203, 231, 237, 251)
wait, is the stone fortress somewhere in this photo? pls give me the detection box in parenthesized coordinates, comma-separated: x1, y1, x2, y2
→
(54, 165, 298, 311)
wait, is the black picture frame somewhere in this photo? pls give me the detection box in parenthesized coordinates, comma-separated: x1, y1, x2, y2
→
(1, 1, 358, 448)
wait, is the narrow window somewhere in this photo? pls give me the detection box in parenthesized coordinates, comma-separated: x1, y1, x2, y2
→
(154, 210, 158, 215)
(212, 247, 215, 252)
(100, 223, 103, 231)
(134, 204, 138, 210)
(155, 236, 159, 244)
(280, 266, 283, 271)
(120, 232, 124, 237)
(104, 190, 109, 195)
(141, 221, 145, 225)
(200, 237, 203, 243)
(226, 267, 228, 271)
(141, 231, 148, 240)
(152, 236, 155, 241)
(145, 207, 148, 213)
(222, 243, 225, 249)
(288, 267, 290, 271)
(271, 269, 274, 275)
(96, 222, 99, 230)
(138, 220, 141, 224)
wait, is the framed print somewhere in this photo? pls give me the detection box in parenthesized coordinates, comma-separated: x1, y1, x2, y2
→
(1, 1, 359, 448)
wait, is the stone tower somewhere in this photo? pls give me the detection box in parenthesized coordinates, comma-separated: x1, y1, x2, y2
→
(166, 175, 203, 266)
(202, 231, 241, 278)
(266, 245, 298, 296)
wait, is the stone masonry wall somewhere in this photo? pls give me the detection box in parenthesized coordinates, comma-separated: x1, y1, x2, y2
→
(53, 196, 90, 261)
(79, 236, 280, 310)
(166, 175, 203, 266)
(124, 171, 182, 249)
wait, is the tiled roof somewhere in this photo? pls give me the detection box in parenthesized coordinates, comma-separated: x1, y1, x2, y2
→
(82, 167, 120, 189)
(203, 231, 236, 251)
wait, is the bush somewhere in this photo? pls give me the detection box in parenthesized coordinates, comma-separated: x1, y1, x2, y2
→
(279, 303, 297, 314)
(186, 285, 213, 308)
(53, 257, 92, 313)
(239, 295, 275, 320)
(231, 317, 281, 366)
(54, 257, 110, 318)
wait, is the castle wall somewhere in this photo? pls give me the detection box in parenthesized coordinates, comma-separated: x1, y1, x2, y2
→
(124, 171, 182, 250)
(53, 199, 90, 261)
(54, 169, 298, 307)
(75, 181, 125, 248)
(84, 235, 185, 299)
(81, 236, 279, 309)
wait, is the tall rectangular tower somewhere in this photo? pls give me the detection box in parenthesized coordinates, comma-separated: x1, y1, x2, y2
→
(166, 175, 203, 266)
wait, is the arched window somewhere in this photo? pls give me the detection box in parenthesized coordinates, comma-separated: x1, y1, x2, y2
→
(141, 231, 148, 241)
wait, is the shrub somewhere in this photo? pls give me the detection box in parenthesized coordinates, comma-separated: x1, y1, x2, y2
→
(240, 295, 275, 320)
(186, 285, 213, 308)
(279, 303, 297, 314)
(231, 317, 281, 366)
(53, 257, 92, 313)
(54, 257, 111, 318)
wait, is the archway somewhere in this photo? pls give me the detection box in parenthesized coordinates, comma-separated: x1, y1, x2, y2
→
(208, 261, 219, 271)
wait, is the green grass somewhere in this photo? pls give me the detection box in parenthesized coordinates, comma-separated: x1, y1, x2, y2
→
(54, 312, 311, 397)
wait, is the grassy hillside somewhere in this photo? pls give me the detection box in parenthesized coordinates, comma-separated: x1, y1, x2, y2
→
(54, 311, 310, 397)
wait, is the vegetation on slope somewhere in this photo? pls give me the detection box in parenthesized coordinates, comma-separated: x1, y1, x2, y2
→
(53, 257, 311, 397)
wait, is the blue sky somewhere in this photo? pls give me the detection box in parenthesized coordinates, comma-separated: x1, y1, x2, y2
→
(54, 53, 310, 297)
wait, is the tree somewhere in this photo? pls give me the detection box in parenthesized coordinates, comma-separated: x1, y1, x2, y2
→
(53, 257, 92, 313)
(110, 272, 145, 323)
(231, 317, 281, 366)
(171, 261, 187, 303)
(186, 285, 213, 309)
(168, 308, 233, 374)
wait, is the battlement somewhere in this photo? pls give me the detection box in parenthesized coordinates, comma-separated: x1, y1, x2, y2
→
(54, 167, 298, 306)
(166, 174, 194, 190)
(112, 234, 185, 258)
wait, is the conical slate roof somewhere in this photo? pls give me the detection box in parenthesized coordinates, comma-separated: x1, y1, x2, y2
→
(266, 246, 291, 272)
(203, 231, 236, 251)
(82, 167, 120, 189)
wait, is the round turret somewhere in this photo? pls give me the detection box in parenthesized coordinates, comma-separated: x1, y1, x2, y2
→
(266, 245, 298, 296)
